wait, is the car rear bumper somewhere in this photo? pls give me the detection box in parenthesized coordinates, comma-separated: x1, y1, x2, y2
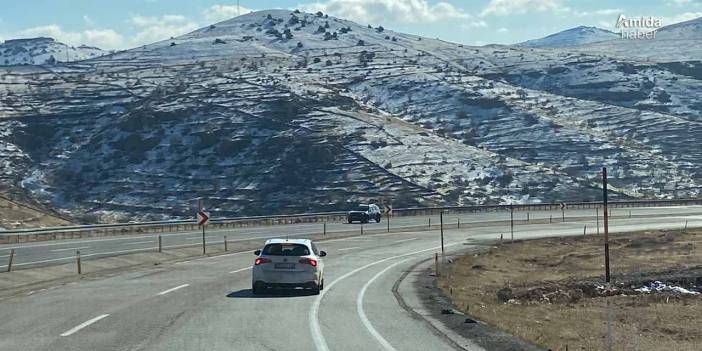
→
(347, 213, 369, 221)
(252, 268, 319, 285)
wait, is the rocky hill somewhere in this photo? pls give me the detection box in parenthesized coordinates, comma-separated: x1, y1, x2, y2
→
(0, 37, 106, 66)
(0, 10, 700, 222)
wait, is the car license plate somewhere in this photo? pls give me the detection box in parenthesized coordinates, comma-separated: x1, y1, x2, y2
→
(274, 263, 295, 269)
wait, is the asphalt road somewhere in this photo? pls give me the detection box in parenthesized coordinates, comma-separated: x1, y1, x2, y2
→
(1, 206, 701, 270)
(1, 206, 701, 351)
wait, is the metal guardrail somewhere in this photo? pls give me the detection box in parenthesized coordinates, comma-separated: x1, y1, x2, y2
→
(0, 198, 700, 244)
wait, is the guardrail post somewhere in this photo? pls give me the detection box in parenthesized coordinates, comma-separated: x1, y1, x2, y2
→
(6, 249, 15, 272)
(158, 235, 162, 253)
(361, 224, 364, 236)
(323, 222, 327, 236)
(549, 215, 552, 224)
(457, 218, 460, 229)
(584, 225, 587, 236)
(527, 212, 530, 223)
(510, 203, 514, 242)
(224, 235, 228, 252)
(683, 221, 688, 234)
(76, 250, 82, 275)
(428, 218, 431, 228)
(434, 252, 440, 277)
(629, 210, 631, 218)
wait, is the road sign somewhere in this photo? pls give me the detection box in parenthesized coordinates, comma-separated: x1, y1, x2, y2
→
(197, 211, 210, 226)
(384, 205, 393, 215)
(560, 202, 567, 210)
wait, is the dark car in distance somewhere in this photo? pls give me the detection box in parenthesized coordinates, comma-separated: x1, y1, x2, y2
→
(347, 204, 382, 223)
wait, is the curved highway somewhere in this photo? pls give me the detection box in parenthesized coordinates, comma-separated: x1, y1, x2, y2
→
(0, 207, 701, 351)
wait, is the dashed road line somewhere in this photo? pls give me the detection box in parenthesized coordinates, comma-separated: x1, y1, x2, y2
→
(338, 247, 361, 251)
(60, 314, 110, 337)
(394, 238, 418, 243)
(229, 267, 252, 274)
(50, 246, 90, 253)
(157, 284, 190, 296)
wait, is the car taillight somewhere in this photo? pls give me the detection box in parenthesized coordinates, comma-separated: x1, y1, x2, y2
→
(299, 258, 317, 267)
(255, 258, 271, 265)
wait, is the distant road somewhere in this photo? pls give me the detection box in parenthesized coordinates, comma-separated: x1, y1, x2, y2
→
(1, 205, 701, 270)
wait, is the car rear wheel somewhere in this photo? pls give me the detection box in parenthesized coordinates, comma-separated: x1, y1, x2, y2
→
(375, 215, 381, 223)
(310, 283, 320, 295)
(252, 282, 264, 295)
(348, 218, 353, 223)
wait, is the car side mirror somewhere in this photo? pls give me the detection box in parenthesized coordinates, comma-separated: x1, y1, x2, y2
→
(254, 249, 261, 256)
(319, 251, 327, 257)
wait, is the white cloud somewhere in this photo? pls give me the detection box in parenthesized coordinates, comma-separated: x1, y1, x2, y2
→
(83, 15, 95, 26)
(497, 27, 508, 33)
(299, 0, 470, 24)
(18, 25, 125, 49)
(593, 9, 623, 16)
(481, 0, 565, 17)
(127, 14, 199, 45)
(460, 20, 488, 29)
(203, 4, 255, 23)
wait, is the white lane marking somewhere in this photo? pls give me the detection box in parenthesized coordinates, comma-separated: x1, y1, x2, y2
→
(121, 241, 154, 246)
(394, 237, 418, 243)
(157, 284, 190, 296)
(50, 246, 90, 252)
(229, 267, 252, 274)
(357, 258, 415, 351)
(309, 242, 461, 351)
(60, 314, 110, 337)
(184, 236, 218, 240)
(320, 231, 415, 243)
(338, 247, 361, 251)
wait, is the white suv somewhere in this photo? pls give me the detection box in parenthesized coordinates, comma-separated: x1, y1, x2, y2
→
(251, 239, 326, 295)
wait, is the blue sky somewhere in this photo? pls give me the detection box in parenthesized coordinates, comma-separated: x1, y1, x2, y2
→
(1, 0, 700, 49)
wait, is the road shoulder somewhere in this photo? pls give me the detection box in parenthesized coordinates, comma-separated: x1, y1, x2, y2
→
(393, 254, 545, 351)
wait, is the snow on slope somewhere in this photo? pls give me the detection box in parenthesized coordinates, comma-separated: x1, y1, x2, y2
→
(0, 37, 106, 66)
(655, 16, 702, 39)
(515, 26, 619, 48)
(0, 9, 700, 221)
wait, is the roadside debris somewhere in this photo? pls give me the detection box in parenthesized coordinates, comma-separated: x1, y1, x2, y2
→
(635, 281, 700, 295)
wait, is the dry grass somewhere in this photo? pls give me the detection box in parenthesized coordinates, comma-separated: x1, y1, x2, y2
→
(0, 195, 72, 228)
(439, 228, 702, 351)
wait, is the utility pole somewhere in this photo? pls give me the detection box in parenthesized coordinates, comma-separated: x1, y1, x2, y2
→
(603, 167, 611, 283)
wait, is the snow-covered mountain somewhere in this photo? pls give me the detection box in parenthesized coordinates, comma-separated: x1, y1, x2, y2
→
(0, 37, 106, 66)
(515, 26, 619, 48)
(654, 16, 702, 39)
(0, 9, 700, 222)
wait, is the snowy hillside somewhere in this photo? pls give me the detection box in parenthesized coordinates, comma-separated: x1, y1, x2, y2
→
(515, 26, 618, 48)
(0, 37, 106, 66)
(655, 16, 702, 39)
(0, 9, 700, 222)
